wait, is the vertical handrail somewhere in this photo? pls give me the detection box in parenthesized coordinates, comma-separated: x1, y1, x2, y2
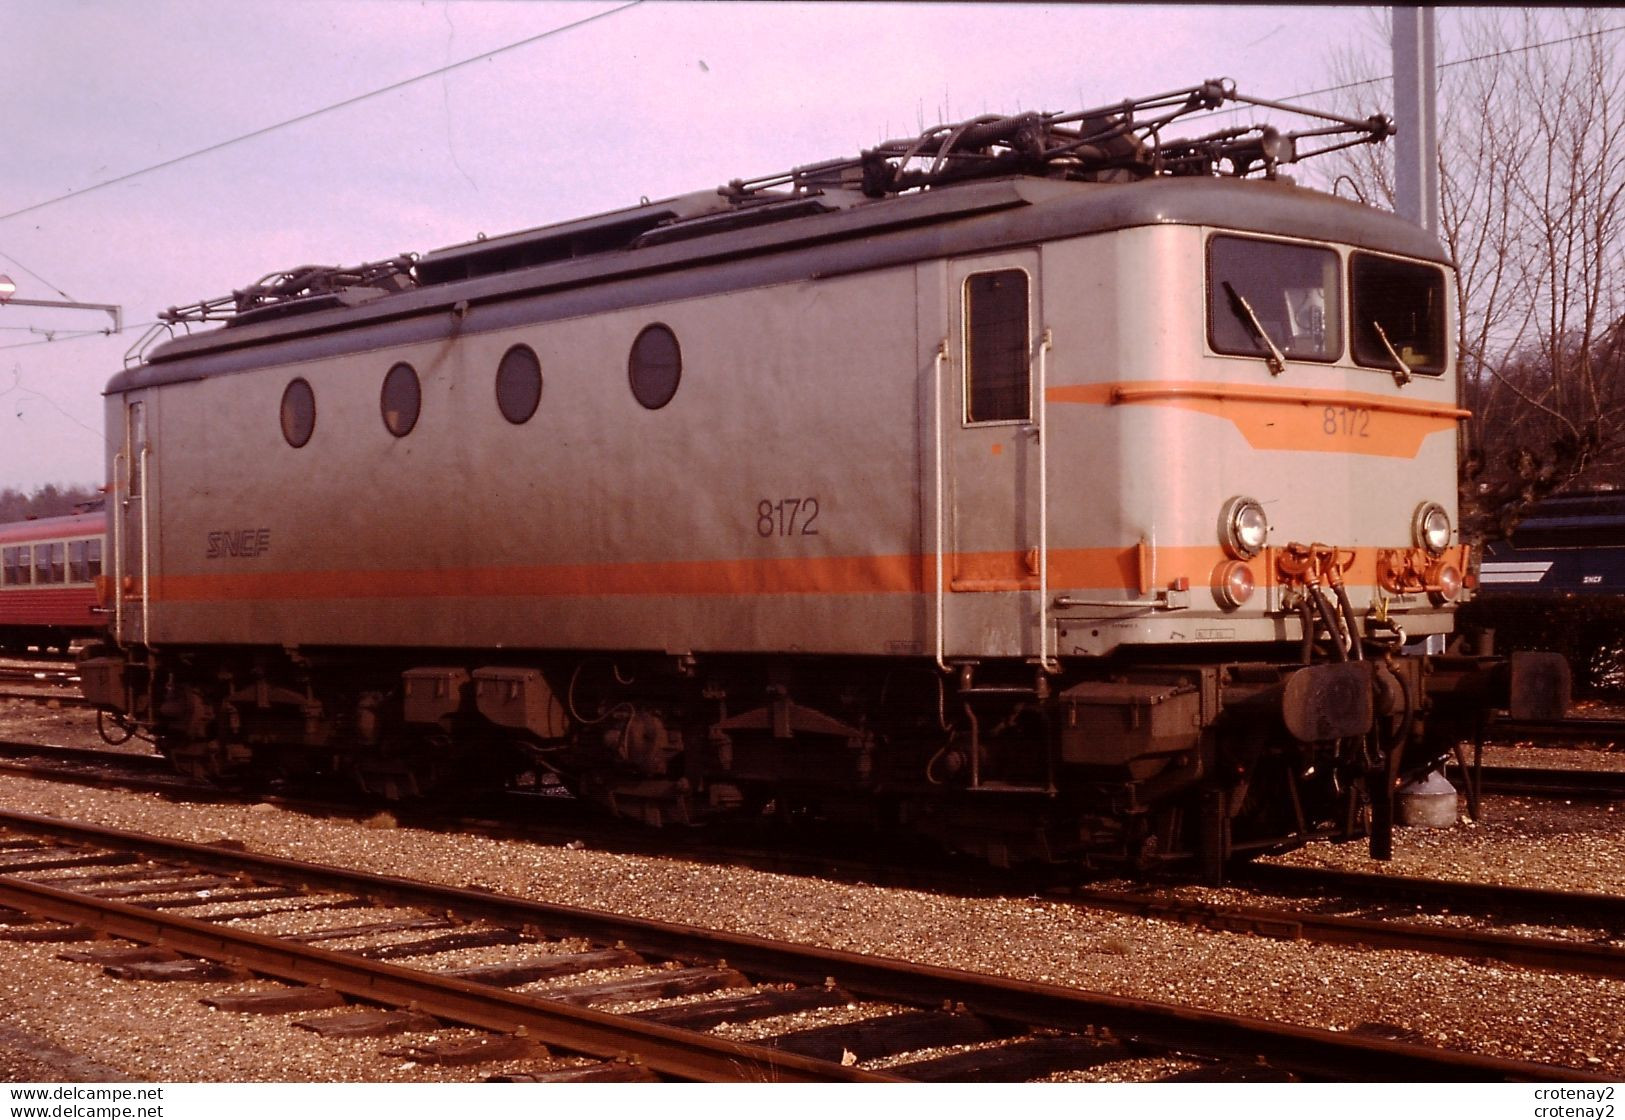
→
(1036, 328, 1058, 672)
(139, 445, 151, 646)
(111, 451, 125, 647)
(933, 339, 949, 673)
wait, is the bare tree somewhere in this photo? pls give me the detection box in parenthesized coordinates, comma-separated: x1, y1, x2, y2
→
(0, 483, 101, 523)
(1324, 10, 1625, 539)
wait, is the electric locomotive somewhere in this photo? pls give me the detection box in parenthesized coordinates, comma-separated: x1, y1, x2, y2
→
(1478, 493, 1625, 596)
(82, 81, 1558, 877)
(1468, 492, 1625, 692)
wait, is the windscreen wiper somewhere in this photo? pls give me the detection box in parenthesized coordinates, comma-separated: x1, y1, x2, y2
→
(1222, 282, 1286, 376)
(1371, 320, 1413, 387)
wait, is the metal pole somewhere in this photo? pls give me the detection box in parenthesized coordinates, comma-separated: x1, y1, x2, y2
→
(0, 296, 122, 332)
(1392, 6, 1439, 233)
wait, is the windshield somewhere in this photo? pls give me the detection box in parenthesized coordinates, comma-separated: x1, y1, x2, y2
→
(1207, 235, 1341, 364)
(1351, 252, 1447, 376)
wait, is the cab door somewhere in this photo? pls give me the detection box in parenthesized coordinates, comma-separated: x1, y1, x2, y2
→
(114, 395, 154, 646)
(940, 251, 1046, 660)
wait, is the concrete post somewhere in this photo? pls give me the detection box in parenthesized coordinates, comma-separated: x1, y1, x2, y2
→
(1392, 6, 1439, 233)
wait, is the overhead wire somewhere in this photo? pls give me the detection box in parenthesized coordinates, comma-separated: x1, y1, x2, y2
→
(0, 316, 161, 349)
(0, 1, 644, 227)
(2, 7, 1614, 231)
(0, 249, 76, 301)
(1209, 19, 1625, 119)
(1, 8, 1617, 301)
(0, 1, 643, 333)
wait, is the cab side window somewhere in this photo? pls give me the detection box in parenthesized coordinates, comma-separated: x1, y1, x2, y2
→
(964, 269, 1030, 423)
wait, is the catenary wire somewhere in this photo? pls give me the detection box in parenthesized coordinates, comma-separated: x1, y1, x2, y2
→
(0, 9, 1618, 298)
(0, 249, 76, 301)
(2, 10, 1616, 232)
(0, 1, 644, 227)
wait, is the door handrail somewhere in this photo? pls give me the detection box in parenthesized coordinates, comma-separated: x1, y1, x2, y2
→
(139, 444, 151, 646)
(932, 338, 949, 673)
(1036, 328, 1058, 672)
(112, 451, 125, 646)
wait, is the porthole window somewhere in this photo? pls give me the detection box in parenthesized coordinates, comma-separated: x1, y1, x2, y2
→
(628, 323, 681, 410)
(495, 344, 542, 424)
(380, 362, 421, 437)
(280, 378, 316, 448)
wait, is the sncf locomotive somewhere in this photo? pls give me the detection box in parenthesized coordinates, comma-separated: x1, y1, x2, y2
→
(1478, 493, 1625, 596)
(80, 82, 1556, 878)
(1468, 492, 1625, 692)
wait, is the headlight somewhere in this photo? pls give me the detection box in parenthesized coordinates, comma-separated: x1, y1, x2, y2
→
(1219, 496, 1269, 560)
(1413, 502, 1452, 556)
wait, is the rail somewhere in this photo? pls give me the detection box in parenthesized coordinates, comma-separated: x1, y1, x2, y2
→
(0, 873, 880, 1083)
(0, 810, 1601, 1082)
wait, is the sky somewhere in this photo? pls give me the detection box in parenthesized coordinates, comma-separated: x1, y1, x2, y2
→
(0, 1, 1413, 492)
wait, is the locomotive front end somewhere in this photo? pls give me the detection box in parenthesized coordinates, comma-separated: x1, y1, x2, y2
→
(1042, 188, 1467, 663)
(1017, 179, 1560, 876)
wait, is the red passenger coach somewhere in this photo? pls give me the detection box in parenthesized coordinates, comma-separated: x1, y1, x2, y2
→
(0, 510, 107, 654)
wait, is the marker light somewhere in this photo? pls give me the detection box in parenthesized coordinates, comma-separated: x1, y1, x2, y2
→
(1413, 502, 1452, 556)
(1219, 496, 1270, 560)
(1428, 562, 1463, 606)
(1213, 561, 1256, 610)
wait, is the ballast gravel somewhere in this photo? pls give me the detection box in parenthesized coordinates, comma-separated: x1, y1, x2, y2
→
(0, 700, 1622, 1082)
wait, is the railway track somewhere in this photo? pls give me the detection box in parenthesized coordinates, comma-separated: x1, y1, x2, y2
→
(1057, 877, 1625, 981)
(0, 674, 88, 708)
(0, 810, 1598, 1082)
(1451, 762, 1625, 800)
(0, 668, 77, 686)
(0, 739, 214, 802)
(1489, 715, 1625, 746)
(0, 656, 87, 709)
(7, 736, 1625, 988)
(1232, 863, 1625, 928)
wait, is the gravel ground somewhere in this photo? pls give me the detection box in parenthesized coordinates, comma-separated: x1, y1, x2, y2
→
(1, 699, 1623, 1082)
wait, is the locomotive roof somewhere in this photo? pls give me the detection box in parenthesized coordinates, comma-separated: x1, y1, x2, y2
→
(115, 174, 1447, 394)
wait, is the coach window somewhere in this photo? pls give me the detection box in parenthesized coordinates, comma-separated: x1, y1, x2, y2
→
(495, 344, 542, 424)
(281, 378, 316, 448)
(1351, 252, 1447, 376)
(381, 362, 421, 437)
(69, 539, 101, 584)
(1207, 236, 1341, 364)
(35, 542, 65, 585)
(964, 270, 1030, 423)
(628, 324, 681, 410)
(1, 546, 27, 586)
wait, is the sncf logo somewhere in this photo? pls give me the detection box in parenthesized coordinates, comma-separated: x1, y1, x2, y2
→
(206, 528, 271, 559)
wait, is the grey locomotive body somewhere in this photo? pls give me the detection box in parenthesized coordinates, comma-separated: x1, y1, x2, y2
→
(85, 84, 1538, 874)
